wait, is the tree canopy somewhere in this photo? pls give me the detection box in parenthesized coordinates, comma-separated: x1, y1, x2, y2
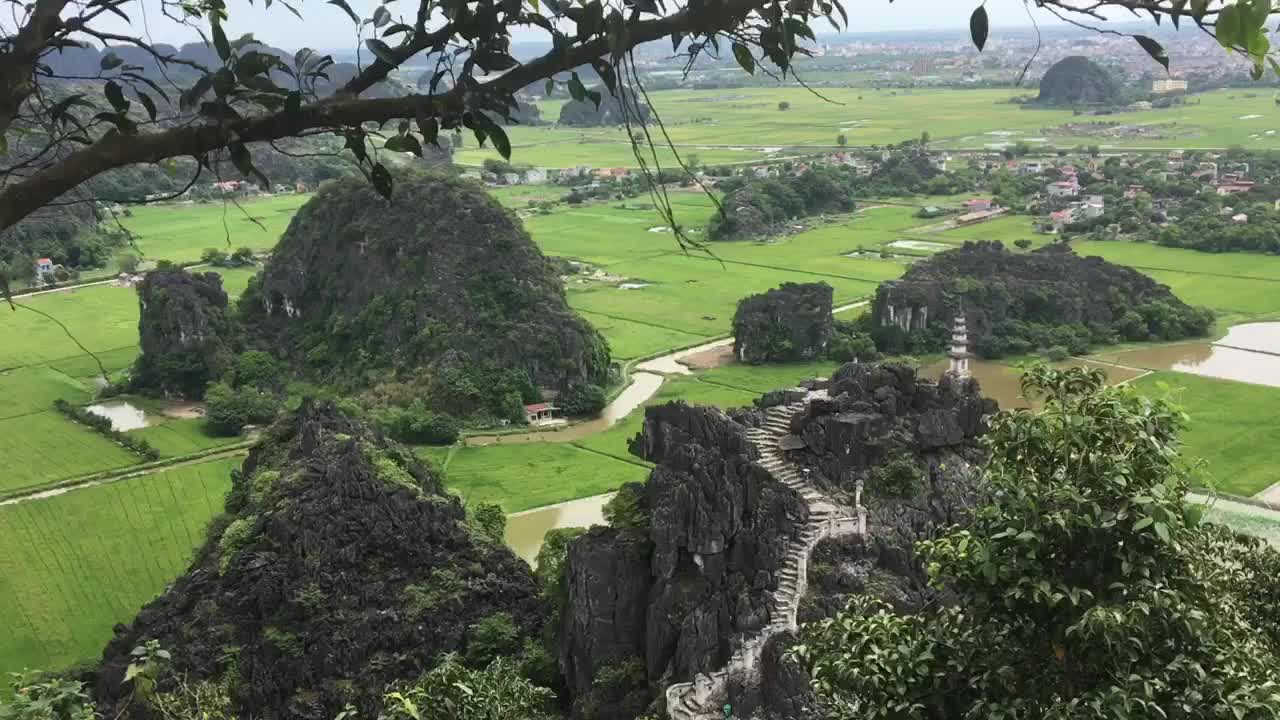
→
(794, 365, 1280, 719)
(1, 0, 1275, 249)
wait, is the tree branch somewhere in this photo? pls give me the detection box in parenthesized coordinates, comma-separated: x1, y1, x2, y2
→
(0, 0, 750, 232)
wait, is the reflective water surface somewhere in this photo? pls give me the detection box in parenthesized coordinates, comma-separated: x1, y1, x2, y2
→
(505, 493, 613, 564)
(85, 401, 155, 431)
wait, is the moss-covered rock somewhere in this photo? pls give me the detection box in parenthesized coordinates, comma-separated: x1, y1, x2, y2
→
(94, 400, 545, 720)
(240, 172, 610, 409)
(1035, 55, 1121, 106)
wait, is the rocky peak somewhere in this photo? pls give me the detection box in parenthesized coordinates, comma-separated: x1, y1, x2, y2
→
(95, 400, 544, 719)
(131, 268, 239, 398)
(732, 282, 834, 364)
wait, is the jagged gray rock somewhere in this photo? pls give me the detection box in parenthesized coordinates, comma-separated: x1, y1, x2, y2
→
(732, 283, 834, 364)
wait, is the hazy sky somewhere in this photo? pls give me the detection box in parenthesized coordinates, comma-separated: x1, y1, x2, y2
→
(84, 0, 1099, 52)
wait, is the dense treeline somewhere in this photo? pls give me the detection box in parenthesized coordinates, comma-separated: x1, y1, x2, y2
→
(708, 146, 978, 240)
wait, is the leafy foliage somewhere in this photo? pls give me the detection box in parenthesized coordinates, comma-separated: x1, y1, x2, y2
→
(52, 398, 160, 461)
(795, 366, 1280, 718)
(381, 653, 555, 720)
(603, 482, 648, 532)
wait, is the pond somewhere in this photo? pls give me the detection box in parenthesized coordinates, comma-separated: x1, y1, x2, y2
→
(1094, 322, 1280, 389)
(84, 400, 157, 431)
(887, 239, 950, 252)
(505, 493, 613, 564)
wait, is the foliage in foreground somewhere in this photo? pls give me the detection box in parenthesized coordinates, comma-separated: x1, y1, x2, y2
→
(794, 365, 1280, 719)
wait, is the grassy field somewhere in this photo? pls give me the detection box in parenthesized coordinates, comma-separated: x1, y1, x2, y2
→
(116, 193, 310, 264)
(130, 419, 241, 458)
(429, 443, 648, 513)
(0, 458, 236, 675)
(0, 412, 143, 496)
(453, 88, 1280, 170)
(0, 366, 96, 419)
(1135, 372, 1280, 496)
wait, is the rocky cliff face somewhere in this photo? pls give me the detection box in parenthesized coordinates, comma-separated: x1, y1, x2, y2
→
(240, 173, 609, 395)
(131, 268, 239, 398)
(733, 283, 834, 364)
(1035, 55, 1121, 106)
(558, 402, 808, 718)
(558, 363, 994, 719)
(94, 400, 544, 720)
(872, 241, 1209, 355)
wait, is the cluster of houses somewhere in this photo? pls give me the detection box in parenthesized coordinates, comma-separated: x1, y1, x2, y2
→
(476, 165, 633, 186)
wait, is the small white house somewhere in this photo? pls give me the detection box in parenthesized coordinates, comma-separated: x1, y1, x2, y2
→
(33, 257, 54, 280)
(1045, 179, 1078, 199)
(524, 168, 548, 184)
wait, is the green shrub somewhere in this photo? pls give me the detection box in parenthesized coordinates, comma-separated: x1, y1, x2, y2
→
(868, 451, 920, 499)
(603, 483, 648, 531)
(559, 383, 607, 417)
(382, 654, 555, 720)
(1042, 345, 1069, 362)
(464, 612, 521, 667)
(402, 568, 464, 615)
(470, 502, 507, 544)
(375, 401, 460, 445)
(218, 514, 258, 573)
(205, 381, 281, 436)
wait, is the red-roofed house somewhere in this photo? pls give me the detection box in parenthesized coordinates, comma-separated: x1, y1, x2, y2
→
(33, 257, 54, 279)
(964, 198, 995, 212)
(524, 403, 558, 424)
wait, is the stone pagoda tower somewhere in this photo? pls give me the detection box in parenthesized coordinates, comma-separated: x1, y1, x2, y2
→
(947, 314, 971, 377)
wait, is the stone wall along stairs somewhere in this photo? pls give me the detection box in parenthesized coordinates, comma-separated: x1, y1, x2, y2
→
(665, 392, 866, 720)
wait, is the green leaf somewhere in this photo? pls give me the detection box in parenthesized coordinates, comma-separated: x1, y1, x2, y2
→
(970, 5, 989, 52)
(1153, 521, 1171, 543)
(211, 18, 231, 62)
(1134, 35, 1169, 71)
(487, 122, 511, 160)
(1217, 3, 1244, 48)
(104, 80, 130, 112)
(100, 52, 123, 71)
(384, 133, 422, 156)
(327, 0, 360, 24)
(1133, 516, 1154, 531)
(416, 110, 439, 145)
(212, 67, 236, 97)
(592, 60, 617, 95)
(544, 79, 555, 97)
(371, 5, 391, 27)
(568, 72, 587, 102)
(370, 162, 393, 200)
(365, 39, 398, 65)
(732, 42, 755, 75)
(137, 91, 157, 121)
(1183, 504, 1204, 528)
(284, 90, 301, 115)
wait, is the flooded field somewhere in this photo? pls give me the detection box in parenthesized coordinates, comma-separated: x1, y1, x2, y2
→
(1094, 323, 1280, 389)
(505, 493, 612, 563)
(85, 400, 155, 431)
(918, 358, 1146, 409)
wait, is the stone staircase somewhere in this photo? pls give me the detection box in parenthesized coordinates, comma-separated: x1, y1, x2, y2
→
(665, 392, 866, 720)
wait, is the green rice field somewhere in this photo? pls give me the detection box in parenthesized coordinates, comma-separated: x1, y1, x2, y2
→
(0, 458, 236, 674)
(116, 193, 310, 264)
(1134, 372, 1280, 497)
(454, 88, 1280, 170)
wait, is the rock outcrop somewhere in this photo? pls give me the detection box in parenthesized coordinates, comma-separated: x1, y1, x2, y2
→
(240, 173, 610, 400)
(558, 401, 810, 718)
(733, 283, 834, 364)
(872, 242, 1212, 356)
(559, 362, 989, 719)
(94, 400, 545, 720)
(131, 268, 239, 398)
(1035, 55, 1121, 106)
